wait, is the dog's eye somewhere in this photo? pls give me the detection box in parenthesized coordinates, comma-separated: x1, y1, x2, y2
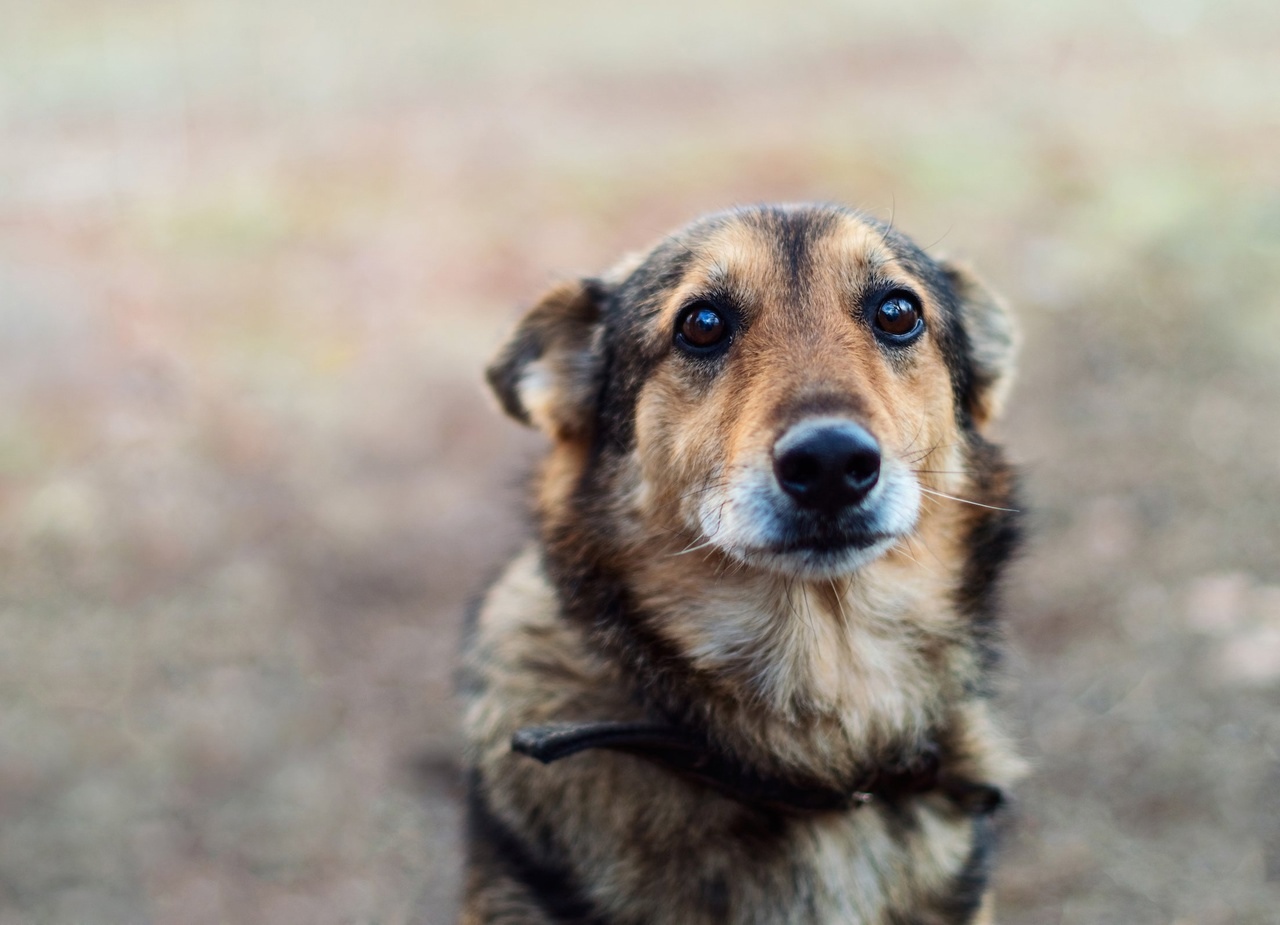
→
(874, 292, 923, 341)
(676, 302, 730, 352)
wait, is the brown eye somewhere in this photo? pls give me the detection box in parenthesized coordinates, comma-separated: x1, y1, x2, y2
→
(874, 292, 923, 341)
(676, 302, 729, 352)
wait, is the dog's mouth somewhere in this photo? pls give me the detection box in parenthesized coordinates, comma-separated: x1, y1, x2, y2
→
(734, 518, 901, 577)
(728, 536, 899, 580)
(765, 520, 893, 555)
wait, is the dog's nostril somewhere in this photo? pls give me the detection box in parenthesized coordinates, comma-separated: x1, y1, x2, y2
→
(773, 421, 881, 511)
(845, 448, 880, 487)
(778, 452, 822, 488)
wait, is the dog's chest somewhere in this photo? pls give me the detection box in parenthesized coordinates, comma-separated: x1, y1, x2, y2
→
(640, 567, 965, 759)
(610, 795, 978, 925)
(790, 804, 976, 923)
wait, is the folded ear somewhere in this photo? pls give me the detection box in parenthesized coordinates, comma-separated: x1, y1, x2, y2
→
(940, 261, 1019, 430)
(486, 278, 607, 440)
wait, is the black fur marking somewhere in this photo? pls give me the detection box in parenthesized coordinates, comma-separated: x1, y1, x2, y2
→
(881, 816, 996, 925)
(955, 439, 1023, 679)
(698, 873, 730, 919)
(936, 814, 998, 924)
(466, 772, 610, 924)
(744, 205, 837, 294)
(589, 246, 696, 453)
(537, 536, 705, 736)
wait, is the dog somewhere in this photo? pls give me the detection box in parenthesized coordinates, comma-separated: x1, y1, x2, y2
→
(458, 203, 1025, 924)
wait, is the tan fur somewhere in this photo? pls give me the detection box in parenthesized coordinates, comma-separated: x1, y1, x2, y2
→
(462, 205, 1024, 924)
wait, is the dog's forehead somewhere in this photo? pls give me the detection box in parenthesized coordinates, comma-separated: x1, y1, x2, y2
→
(616, 206, 938, 324)
(686, 208, 894, 286)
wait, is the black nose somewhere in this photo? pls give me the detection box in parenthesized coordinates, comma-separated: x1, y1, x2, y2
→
(773, 420, 881, 511)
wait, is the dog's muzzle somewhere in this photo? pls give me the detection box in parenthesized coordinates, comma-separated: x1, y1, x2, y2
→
(772, 419, 881, 512)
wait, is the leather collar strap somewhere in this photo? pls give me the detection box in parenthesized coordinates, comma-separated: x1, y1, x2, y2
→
(512, 721, 1002, 816)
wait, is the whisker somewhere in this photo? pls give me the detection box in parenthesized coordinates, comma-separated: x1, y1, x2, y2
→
(780, 578, 797, 627)
(898, 415, 928, 459)
(892, 537, 923, 568)
(679, 482, 729, 501)
(801, 584, 817, 638)
(787, 578, 816, 637)
(922, 224, 954, 252)
(660, 231, 699, 262)
(918, 487, 1020, 513)
(904, 441, 957, 466)
(669, 537, 719, 557)
(676, 463, 750, 502)
(876, 194, 897, 248)
(829, 578, 850, 624)
(903, 445, 938, 466)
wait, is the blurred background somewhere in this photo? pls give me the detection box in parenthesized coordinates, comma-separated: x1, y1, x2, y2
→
(2, 0, 1278, 922)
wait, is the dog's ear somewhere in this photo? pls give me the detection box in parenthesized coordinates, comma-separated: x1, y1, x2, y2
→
(940, 261, 1019, 430)
(486, 278, 607, 440)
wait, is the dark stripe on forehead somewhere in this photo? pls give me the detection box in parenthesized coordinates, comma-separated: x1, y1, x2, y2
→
(744, 206, 840, 294)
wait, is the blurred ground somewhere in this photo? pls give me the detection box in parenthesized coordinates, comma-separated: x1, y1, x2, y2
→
(1, 1, 1279, 923)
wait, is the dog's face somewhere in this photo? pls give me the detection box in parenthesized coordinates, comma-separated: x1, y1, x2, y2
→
(489, 205, 1016, 580)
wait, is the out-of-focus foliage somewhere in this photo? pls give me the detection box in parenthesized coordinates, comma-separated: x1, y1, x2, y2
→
(1, 1, 1277, 922)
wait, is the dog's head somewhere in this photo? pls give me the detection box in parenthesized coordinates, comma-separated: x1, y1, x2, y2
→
(488, 204, 1016, 580)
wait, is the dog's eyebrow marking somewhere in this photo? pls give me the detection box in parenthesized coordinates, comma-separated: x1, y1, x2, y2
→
(699, 262, 758, 309)
(830, 229, 929, 318)
(705, 261, 733, 284)
(829, 223, 895, 283)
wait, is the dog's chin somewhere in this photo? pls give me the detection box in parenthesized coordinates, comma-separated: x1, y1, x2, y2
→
(694, 475, 921, 579)
(726, 531, 901, 580)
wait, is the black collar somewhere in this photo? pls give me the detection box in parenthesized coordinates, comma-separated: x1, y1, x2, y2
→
(512, 721, 1002, 816)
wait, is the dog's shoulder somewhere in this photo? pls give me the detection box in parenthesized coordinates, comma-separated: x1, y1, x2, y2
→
(460, 546, 623, 738)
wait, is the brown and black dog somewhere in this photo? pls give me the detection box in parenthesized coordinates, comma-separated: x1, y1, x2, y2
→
(459, 204, 1025, 924)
